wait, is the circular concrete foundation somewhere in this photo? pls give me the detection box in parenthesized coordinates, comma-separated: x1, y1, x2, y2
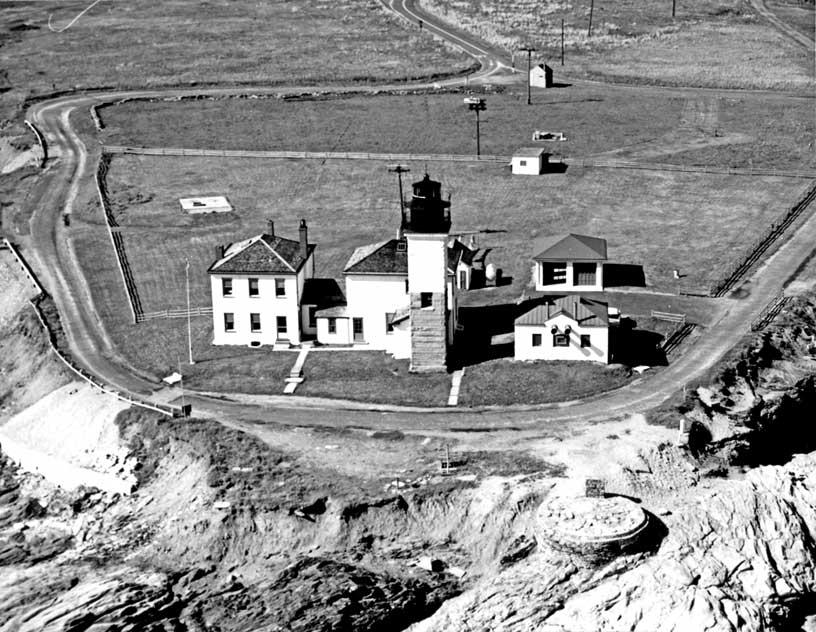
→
(536, 495, 649, 556)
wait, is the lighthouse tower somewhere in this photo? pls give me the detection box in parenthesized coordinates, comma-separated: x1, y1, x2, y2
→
(402, 174, 456, 373)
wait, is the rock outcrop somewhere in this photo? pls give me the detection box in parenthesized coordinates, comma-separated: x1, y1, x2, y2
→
(412, 454, 816, 632)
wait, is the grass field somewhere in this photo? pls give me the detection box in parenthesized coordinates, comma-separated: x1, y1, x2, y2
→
(297, 352, 452, 406)
(94, 154, 807, 309)
(766, 1, 816, 39)
(457, 360, 633, 406)
(63, 152, 803, 392)
(98, 89, 816, 170)
(422, 0, 813, 89)
(0, 0, 472, 135)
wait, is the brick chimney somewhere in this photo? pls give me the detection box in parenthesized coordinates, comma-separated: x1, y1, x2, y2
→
(267, 219, 275, 238)
(215, 244, 224, 260)
(299, 219, 308, 259)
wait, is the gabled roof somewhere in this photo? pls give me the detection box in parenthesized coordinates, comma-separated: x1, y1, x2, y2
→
(447, 239, 477, 271)
(344, 238, 408, 275)
(533, 233, 607, 262)
(515, 296, 609, 327)
(514, 147, 549, 158)
(209, 234, 314, 275)
(301, 278, 346, 309)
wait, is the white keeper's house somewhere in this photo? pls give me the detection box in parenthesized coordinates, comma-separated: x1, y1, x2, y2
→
(208, 219, 315, 347)
(514, 296, 610, 363)
(532, 233, 607, 292)
(206, 174, 465, 372)
(315, 174, 461, 372)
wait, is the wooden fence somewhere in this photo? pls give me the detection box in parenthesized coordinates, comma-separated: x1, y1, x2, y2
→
(103, 145, 510, 163)
(103, 145, 816, 179)
(650, 310, 687, 324)
(95, 153, 143, 323)
(2, 238, 45, 294)
(750, 293, 792, 332)
(24, 119, 47, 168)
(28, 297, 181, 418)
(139, 306, 213, 322)
(708, 181, 816, 298)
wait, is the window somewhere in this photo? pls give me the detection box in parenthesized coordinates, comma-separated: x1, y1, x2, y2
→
(397, 241, 407, 252)
(532, 333, 542, 347)
(386, 312, 395, 333)
(328, 317, 336, 334)
(276, 316, 287, 337)
(275, 278, 286, 297)
(553, 333, 569, 347)
(420, 292, 433, 308)
(308, 306, 317, 329)
(248, 278, 259, 297)
(223, 312, 235, 332)
(581, 334, 591, 348)
(519, 159, 527, 166)
(250, 313, 261, 332)
(222, 277, 233, 297)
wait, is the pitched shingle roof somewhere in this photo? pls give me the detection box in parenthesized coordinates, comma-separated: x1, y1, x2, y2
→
(447, 239, 477, 271)
(208, 234, 314, 275)
(344, 239, 408, 275)
(515, 296, 609, 327)
(533, 234, 607, 262)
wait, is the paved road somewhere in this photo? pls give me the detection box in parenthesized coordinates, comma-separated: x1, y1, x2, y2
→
(20, 2, 816, 432)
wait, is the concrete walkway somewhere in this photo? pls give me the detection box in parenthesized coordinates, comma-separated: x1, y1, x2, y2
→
(448, 368, 464, 406)
(284, 347, 310, 394)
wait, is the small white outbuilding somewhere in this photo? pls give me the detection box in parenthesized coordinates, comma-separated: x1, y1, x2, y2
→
(530, 63, 553, 88)
(511, 148, 549, 175)
(514, 296, 610, 364)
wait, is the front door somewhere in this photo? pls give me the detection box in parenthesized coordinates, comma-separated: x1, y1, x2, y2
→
(353, 317, 364, 342)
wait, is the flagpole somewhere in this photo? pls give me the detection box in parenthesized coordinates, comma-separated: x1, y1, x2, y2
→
(186, 260, 194, 364)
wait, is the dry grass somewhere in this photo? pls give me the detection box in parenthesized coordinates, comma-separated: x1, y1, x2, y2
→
(766, 1, 815, 39)
(458, 359, 632, 406)
(0, 0, 472, 132)
(571, 23, 814, 90)
(98, 89, 816, 170)
(422, 0, 813, 89)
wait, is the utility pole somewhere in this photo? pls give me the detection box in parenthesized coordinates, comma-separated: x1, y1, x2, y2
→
(519, 47, 535, 104)
(464, 97, 486, 156)
(561, 19, 565, 65)
(387, 164, 410, 221)
(588, 0, 594, 37)
(185, 259, 194, 364)
(672, 0, 676, 17)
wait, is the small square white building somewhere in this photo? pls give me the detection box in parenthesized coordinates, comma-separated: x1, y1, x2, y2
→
(533, 233, 607, 292)
(511, 148, 549, 175)
(514, 296, 610, 363)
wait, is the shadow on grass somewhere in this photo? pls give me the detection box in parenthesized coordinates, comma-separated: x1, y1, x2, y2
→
(455, 300, 668, 369)
(604, 263, 646, 288)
